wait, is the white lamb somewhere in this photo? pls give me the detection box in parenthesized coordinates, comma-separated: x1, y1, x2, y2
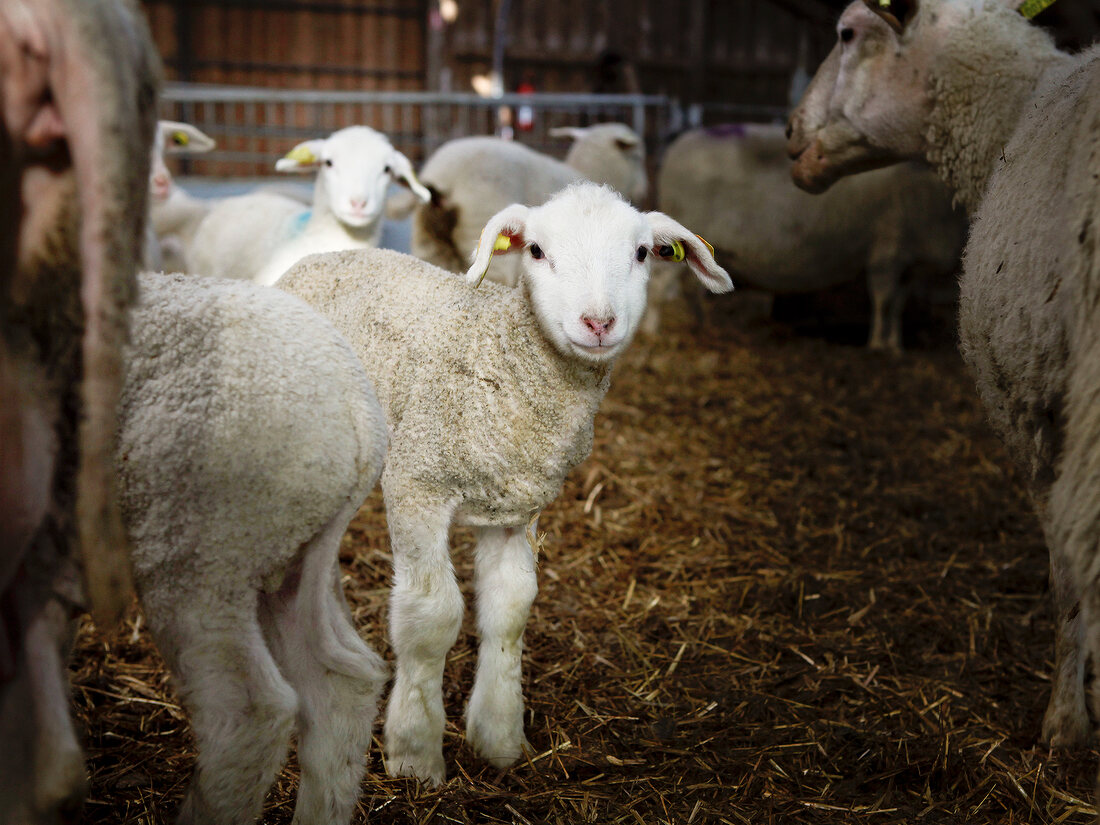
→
(190, 125, 430, 285)
(146, 120, 216, 273)
(656, 123, 965, 350)
(405, 123, 647, 286)
(118, 272, 388, 824)
(278, 182, 732, 785)
(787, 0, 1100, 749)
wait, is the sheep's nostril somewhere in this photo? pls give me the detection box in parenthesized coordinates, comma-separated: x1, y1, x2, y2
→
(582, 316, 615, 338)
(785, 122, 793, 140)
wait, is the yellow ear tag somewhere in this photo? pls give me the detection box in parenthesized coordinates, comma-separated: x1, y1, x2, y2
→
(1018, 0, 1057, 17)
(472, 234, 514, 288)
(285, 145, 318, 165)
(695, 234, 715, 257)
(172, 131, 190, 147)
(658, 240, 686, 262)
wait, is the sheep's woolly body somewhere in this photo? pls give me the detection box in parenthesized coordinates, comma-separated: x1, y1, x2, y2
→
(117, 272, 388, 823)
(119, 273, 386, 582)
(189, 191, 319, 282)
(658, 124, 963, 348)
(923, 1, 1070, 211)
(920, 5, 1100, 747)
(279, 248, 611, 526)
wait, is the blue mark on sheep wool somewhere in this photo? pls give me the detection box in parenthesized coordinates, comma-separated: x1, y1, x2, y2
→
(289, 210, 311, 238)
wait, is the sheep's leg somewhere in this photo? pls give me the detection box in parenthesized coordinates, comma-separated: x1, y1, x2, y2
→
(866, 261, 904, 352)
(1040, 523, 1091, 748)
(382, 497, 463, 785)
(260, 504, 388, 825)
(149, 596, 298, 825)
(466, 523, 538, 769)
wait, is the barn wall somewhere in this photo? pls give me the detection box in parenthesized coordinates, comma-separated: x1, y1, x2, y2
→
(141, 0, 838, 109)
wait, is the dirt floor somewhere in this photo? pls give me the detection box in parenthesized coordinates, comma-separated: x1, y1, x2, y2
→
(71, 292, 1099, 824)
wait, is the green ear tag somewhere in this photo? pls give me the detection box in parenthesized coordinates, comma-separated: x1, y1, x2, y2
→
(172, 131, 190, 147)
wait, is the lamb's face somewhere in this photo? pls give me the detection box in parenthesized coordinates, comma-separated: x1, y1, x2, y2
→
(278, 126, 430, 229)
(148, 121, 216, 205)
(467, 184, 733, 365)
(520, 191, 652, 363)
(786, 0, 936, 192)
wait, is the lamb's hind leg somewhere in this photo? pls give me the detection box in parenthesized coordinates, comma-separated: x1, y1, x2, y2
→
(148, 593, 298, 825)
(382, 494, 463, 785)
(466, 523, 538, 769)
(260, 503, 389, 825)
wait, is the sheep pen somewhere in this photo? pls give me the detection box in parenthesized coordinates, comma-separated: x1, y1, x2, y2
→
(69, 298, 1096, 824)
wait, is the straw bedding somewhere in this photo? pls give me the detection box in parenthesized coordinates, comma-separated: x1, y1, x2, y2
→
(71, 295, 1096, 824)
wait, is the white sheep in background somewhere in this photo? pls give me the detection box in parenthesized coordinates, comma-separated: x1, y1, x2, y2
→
(147, 120, 217, 273)
(787, 0, 1100, 750)
(656, 123, 966, 350)
(0, 0, 159, 819)
(278, 182, 732, 785)
(190, 125, 430, 285)
(403, 123, 647, 286)
(119, 272, 388, 824)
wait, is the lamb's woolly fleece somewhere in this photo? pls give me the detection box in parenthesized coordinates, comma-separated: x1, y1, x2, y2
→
(278, 248, 610, 526)
(118, 272, 387, 591)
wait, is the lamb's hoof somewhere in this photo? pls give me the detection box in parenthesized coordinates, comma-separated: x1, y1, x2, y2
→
(467, 720, 531, 770)
(384, 744, 447, 786)
(1041, 702, 1092, 750)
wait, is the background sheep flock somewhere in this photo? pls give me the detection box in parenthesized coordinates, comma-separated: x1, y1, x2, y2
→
(6, 0, 1100, 823)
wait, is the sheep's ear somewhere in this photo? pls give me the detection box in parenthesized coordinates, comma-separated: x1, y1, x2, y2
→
(159, 120, 216, 154)
(275, 139, 327, 173)
(386, 150, 432, 203)
(549, 126, 588, 141)
(860, 0, 917, 32)
(645, 211, 733, 294)
(466, 203, 530, 287)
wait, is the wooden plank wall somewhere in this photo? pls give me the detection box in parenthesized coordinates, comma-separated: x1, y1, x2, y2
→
(142, 0, 426, 90)
(443, 0, 837, 109)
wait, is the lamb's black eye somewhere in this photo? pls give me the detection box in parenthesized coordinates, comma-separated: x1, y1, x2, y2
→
(324, 159, 334, 167)
(636, 246, 647, 262)
(530, 243, 544, 260)
(840, 27, 855, 42)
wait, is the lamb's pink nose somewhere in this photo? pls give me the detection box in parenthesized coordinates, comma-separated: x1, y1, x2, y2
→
(151, 174, 170, 194)
(349, 198, 366, 211)
(582, 315, 615, 338)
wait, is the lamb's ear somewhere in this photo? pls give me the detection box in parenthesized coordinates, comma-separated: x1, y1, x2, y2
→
(549, 126, 588, 141)
(645, 211, 733, 294)
(860, 0, 917, 32)
(386, 150, 432, 202)
(275, 139, 327, 172)
(159, 120, 216, 154)
(466, 203, 530, 287)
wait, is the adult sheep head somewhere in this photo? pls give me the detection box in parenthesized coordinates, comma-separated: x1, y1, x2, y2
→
(467, 183, 731, 364)
(785, 0, 1047, 197)
(276, 125, 430, 229)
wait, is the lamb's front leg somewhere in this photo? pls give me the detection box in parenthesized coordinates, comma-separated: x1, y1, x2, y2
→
(383, 497, 463, 785)
(466, 523, 539, 768)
